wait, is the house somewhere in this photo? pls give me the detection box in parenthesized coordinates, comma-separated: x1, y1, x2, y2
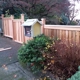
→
(22, 19, 42, 37)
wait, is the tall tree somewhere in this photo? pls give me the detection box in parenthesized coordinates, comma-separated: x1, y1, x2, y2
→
(0, 0, 70, 17)
(66, 0, 80, 24)
(0, 0, 71, 24)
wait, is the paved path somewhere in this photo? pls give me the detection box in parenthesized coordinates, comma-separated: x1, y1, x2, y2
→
(0, 62, 36, 80)
(0, 37, 36, 80)
(0, 36, 21, 67)
(0, 36, 55, 80)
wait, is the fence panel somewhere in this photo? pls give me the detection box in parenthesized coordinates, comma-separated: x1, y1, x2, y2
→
(44, 25, 80, 45)
(3, 17, 13, 38)
(2, 14, 25, 43)
(13, 20, 24, 43)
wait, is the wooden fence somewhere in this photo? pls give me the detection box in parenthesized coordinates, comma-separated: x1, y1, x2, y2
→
(41, 18, 80, 45)
(2, 16, 80, 44)
(2, 14, 32, 43)
(44, 25, 80, 45)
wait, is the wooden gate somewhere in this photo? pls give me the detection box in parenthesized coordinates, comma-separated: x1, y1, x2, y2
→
(13, 19, 24, 43)
(2, 14, 25, 43)
(2, 16, 13, 38)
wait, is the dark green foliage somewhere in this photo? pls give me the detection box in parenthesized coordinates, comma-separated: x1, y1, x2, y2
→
(3, 7, 23, 18)
(18, 34, 52, 73)
(13, 7, 22, 19)
(69, 21, 78, 25)
(0, 0, 70, 23)
(59, 14, 69, 25)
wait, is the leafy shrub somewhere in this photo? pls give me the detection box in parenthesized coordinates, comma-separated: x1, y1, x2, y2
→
(59, 14, 69, 25)
(67, 66, 80, 80)
(4, 9, 10, 17)
(18, 34, 52, 73)
(44, 40, 80, 80)
(69, 21, 78, 25)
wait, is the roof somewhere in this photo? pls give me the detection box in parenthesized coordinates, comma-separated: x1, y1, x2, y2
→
(22, 19, 41, 26)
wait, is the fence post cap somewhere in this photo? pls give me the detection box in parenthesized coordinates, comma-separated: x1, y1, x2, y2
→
(41, 18, 46, 25)
(41, 18, 46, 20)
(21, 14, 24, 15)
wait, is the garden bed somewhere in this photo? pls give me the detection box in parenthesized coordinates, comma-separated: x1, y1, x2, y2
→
(18, 34, 80, 80)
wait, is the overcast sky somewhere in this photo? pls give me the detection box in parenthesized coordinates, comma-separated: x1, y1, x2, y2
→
(74, 1, 80, 19)
(69, 0, 80, 19)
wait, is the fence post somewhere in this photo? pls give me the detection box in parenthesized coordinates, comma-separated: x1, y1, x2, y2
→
(21, 14, 25, 43)
(41, 18, 46, 34)
(21, 14, 24, 22)
(11, 15, 14, 39)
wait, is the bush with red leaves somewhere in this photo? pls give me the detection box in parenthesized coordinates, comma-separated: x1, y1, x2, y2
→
(44, 40, 80, 80)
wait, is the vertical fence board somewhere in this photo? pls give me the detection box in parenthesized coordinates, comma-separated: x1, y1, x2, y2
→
(69, 31, 72, 44)
(73, 31, 76, 45)
(76, 31, 79, 45)
(51, 29, 54, 38)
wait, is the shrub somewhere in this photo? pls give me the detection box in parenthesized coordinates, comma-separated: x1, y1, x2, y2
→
(18, 34, 52, 73)
(18, 35, 80, 79)
(69, 21, 78, 25)
(59, 14, 69, 25)
(44, 41, 80, 80)
(67, 66, 80, 80)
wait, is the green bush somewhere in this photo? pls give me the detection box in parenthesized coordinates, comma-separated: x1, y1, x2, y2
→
(59, 14, 69, 25)
(67, 66, 80, 80)
(69, 21, 78, 25)
(18, 34, 52, 73)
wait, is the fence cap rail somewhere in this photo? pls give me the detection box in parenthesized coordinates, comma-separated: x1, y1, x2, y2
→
(45, 25, 80, 28)
(13, 19, 22, 22)
(44, 25, 80, 31)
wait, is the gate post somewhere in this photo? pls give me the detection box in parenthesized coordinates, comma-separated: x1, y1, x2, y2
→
(41, 18, 46, 34)
(11, 15, 14, 39)
(21, 14, 25, 43)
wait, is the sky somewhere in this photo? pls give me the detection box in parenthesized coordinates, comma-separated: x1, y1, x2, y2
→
(69, 0, 80, 19)
(73, 1, 80, 19)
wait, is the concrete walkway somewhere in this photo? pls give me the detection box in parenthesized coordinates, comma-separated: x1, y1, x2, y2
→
(0, 37, 36, 80)
(0, 62, 37, 80)
(0, 37, 21, 67)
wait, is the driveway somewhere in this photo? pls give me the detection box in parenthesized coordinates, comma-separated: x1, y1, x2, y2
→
(0, 36, 22, 67)
(0, 36, 38, 80)
(0, 36, 54, 80)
